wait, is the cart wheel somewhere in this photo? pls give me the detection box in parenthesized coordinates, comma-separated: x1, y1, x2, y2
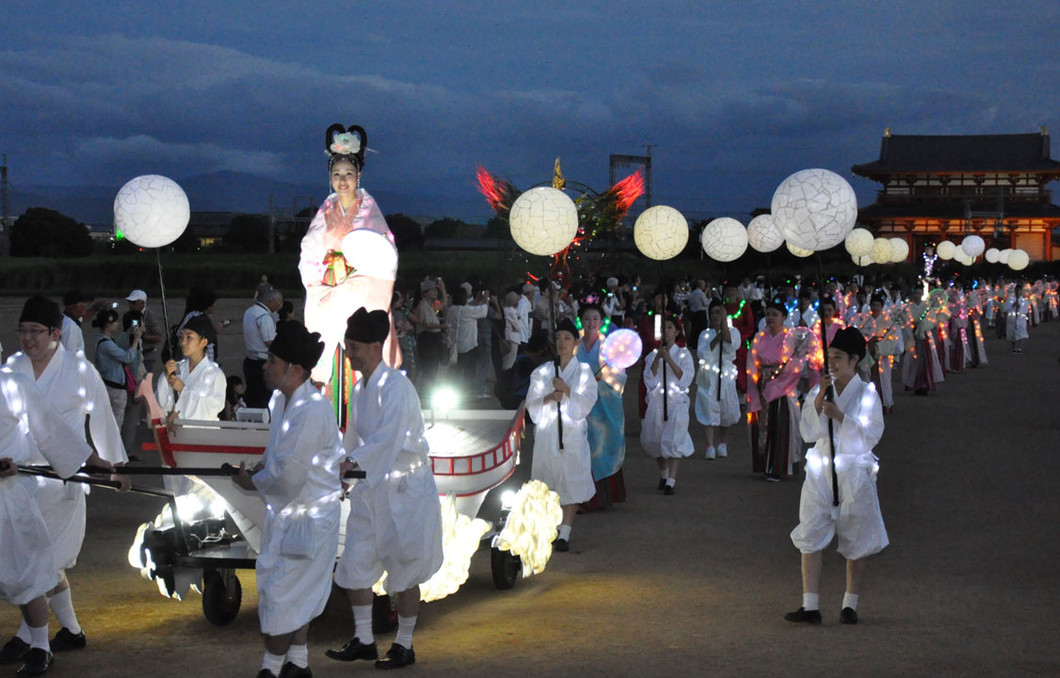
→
(491, 547, 521, 590)
(202, 568, 242, 626)
(373, 594, 398, 633)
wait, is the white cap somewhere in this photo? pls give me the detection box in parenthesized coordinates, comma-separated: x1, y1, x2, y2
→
(126, 289, 148, 303)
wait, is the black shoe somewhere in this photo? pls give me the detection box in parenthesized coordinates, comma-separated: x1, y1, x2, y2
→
(49, 628, 85, 653)
(765, 474, 781, 483)
(663, 485, 674, 495)
(16, 648, 53, 677)
(657, 478, 667, 491)
(553, 538, 570, 552)
(0, 637, 29, 664)
(783, 607, 822, 624)
(256, 671, 278, 678)
(279, 662, 312, 678)
(840, 607, 858, 625)
(374, 643, 415, 670)
(325, 637, 378, 662)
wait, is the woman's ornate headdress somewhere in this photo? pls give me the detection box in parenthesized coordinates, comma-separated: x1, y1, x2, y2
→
(325, 123, 367, 170)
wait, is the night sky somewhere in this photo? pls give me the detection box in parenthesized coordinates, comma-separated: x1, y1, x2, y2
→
(2, 1, 1057, 224)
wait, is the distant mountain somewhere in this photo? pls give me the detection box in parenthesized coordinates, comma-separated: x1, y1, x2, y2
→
(8, 171, 493, 226)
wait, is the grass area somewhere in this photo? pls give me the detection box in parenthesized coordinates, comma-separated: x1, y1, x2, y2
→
(8, 247, 1044, 299)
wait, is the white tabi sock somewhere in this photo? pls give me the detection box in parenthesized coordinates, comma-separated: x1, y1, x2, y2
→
(717, 444, 728, 457)
(802, 592, 820, 611)
(842, 592, 859, 611)
(15, 620, 31, 643)
(286, 643, 308, 668)
(352, 604, 374, 645)
(557, 524, 572, 541)
(394, 615, 417, 650)
(665, 477, 676, 488)
(28, 624, 49, 652)
(48, 588, 81, 635)
(261, 651, 284, 676)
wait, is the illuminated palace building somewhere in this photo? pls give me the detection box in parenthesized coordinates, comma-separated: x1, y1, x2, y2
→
(852, 128, 1060, 262)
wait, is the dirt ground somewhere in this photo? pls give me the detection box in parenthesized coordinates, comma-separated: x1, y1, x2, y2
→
(1, 296, 1058, 677)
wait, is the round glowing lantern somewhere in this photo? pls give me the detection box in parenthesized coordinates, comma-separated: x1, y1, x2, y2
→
(961, 234, 985, 258)
(634, 205, 688, 260)
(984, 247, 1001, 263)
(888, 237, 909, 263)
(954, 250, 973, 266)
(844, 227, 874, 257)
(700, 217, 748, 262)
(936, 240, 957, 260)
(508, 187, 578, 256)
(600, 328, 643, 370)
(1008, 249, 1029, 271)
(999, 248, 1012, 265)
(342, 229, 398, 280)
(851, 253, 872, 267)
(113, 175, 190, 248)
(771, 168, 858, 251)
(747, 214, 784, 253)
(786, 241, 813, 258)
(870, 237, 893, 264)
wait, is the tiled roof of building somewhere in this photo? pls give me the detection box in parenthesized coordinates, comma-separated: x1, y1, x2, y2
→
(852, 132, 1060, 176)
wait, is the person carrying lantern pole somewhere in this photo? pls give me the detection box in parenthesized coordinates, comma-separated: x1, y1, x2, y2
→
(642, 314, 694, 495)
(526, 317, 598, 551)
(695, 300, 741, 460)
(785, 326, 888, 626)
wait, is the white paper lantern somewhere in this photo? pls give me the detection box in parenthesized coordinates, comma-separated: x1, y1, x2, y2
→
(870, 237, 893, 264)
(601, 328, 643, 370)
(634, 205, 688, 260)
(771, 168, 858, 251)
(342, 229, 398, 281)
(508, 187, 578, 256)
(1008, 249, 1029, 271)
(747, 214, 784, 253)
(888, 237, 909, 263)
(936, 240, 957, 260)
(786, 241, 813, 258)
(984, 247, 1001, 263)
(999, 248, 1012, 265)
(844, 228, 874, 257)
(954, 250, 972, 266)
(961, 234, 985, 258)
(700, 217, 749, 262)
(113, 175, 190, 248)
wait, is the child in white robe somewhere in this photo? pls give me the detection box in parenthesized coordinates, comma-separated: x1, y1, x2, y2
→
(642, 315, 695, 494)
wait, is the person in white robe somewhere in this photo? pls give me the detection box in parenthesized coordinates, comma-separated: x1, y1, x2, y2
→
(786, 327, 888, 626)
(0, 369, 97, 677)
(156, 314, 226, 423)
(854, 294, 902, 413)
(695, 301, 741, 460)
(59, 290, 93, 355)
(328, 309, 443, 670)
(1004, 288, 1030, 353)
(642, 315, 695, 494)
(232, 321, 342, 678)
(526, 318, 598, 551)
(2, 296, 126, 661)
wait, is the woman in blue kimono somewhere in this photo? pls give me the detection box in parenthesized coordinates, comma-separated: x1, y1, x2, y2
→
(575, 302, 627, 509)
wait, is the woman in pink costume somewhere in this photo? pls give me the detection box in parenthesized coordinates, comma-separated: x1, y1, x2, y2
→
(299, 124, 399, 386)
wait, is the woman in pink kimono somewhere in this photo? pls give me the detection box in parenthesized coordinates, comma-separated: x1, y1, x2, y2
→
(747, 299, 811, 481)
(299, 124, 400, 387)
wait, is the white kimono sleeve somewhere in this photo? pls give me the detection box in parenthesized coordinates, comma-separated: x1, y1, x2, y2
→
(564, 363, 598, 420)
(82, 360, 127, 464)
(344, 378, 421, 489)
(3, 373, 92, 477)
